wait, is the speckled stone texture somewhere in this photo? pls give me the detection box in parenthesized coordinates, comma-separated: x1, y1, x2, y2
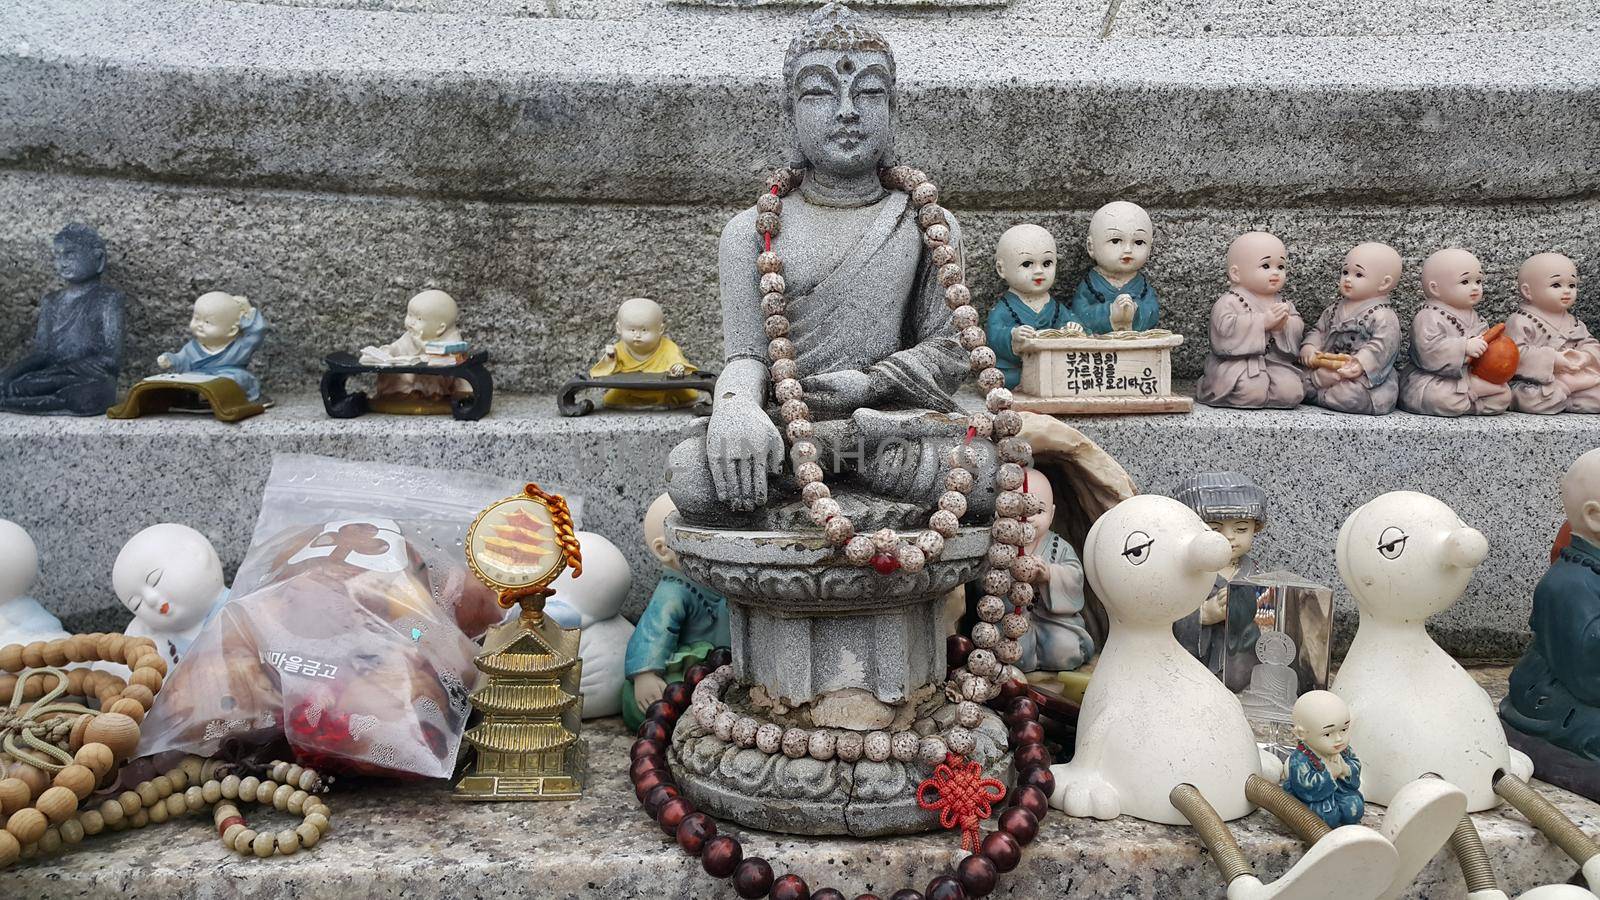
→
(7, 670, 1600, 899)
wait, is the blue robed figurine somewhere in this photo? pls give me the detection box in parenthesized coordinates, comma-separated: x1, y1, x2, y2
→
(1284, 690, 1365, 828)
(1069, 201, 1161, 334)
(157, 291, 268, 401)
(1501, 449, 1600, 801)
(623, 494, 731, 731)
(985, 224, 1080, 389)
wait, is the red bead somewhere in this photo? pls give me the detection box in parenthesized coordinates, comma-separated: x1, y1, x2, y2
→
(1004, 698, 1038, 725)
(853, 895, 882, 900)
(664, 681, 694, 709)
(657, 797, 694, 835)
(946, 634, 974, 668)
(702, 834, 743, 878)
(999, 806, 1039, 846)
(631, 755, 668, 782)
(630, 738, 665, 761)
(645, 700, 679, 723)
(812, 891, 848, 900)
(925, 876, 966, 900)
(1012, 743, 1051, 773)
(771, 874, 811, 900)
(871, 552, 902, 575)
(995, 678, 1027, 703)
(888, 891, 923, 900)
(980, 831, 1021, 873)
(216, 815, 244, 837)
(685, 663, 712, 686)
(633, 769, 671, 802)
(644, 783, 681, 816)
(1007, 721, 1044, 747)
(1013, 785, 1048, 821)
(956, 853, 998, 897)
(733, 858, 775, 898)
(638, 720, 671, 743)
(708, 647, 733, 668)
(1019, 766, 1054, 799)
(676, 811, 715, 856)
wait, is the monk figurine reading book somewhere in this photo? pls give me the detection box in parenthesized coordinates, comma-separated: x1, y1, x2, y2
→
(588, 297, 701, 408)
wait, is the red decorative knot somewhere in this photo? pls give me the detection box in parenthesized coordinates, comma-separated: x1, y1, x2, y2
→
(871, 551, 901, 575)
(916, 753, 1007, 851)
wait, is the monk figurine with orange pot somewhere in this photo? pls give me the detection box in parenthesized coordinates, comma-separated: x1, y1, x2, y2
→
(1399, 249, 1515, 417)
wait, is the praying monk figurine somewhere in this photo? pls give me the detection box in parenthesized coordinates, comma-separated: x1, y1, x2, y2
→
(1195, 231, 1305, 409)
(0, 224, 126, 416)
(667, 2, 995, 524)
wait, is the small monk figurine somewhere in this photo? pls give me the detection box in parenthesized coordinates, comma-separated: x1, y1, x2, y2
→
(362, 289, 471, 407)
(1015, 467, 1093, 673)
(1399, 249, 1512, 417)
(1506, 253, 1600, 414)
(0, 224, 126, 416)
(1195, 231, 1305, 409)
(1173, 471, 1266, 675)
(986, 224, 1077, 389)
(1298, 242, 1404, 415)
(1501, 448, 1600, 799)
(1069, 201, 1159, 334)
(1284, 690, 1364, 829)
(588, 297, 701, 408)
(157, 291, 269, 402)
(624, 493, 730, 730)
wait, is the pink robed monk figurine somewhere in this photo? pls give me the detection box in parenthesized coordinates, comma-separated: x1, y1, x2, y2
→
(1299, 242, 1404, 416)
(1507, 252, 1600, 414)
(1399, 248, 1513, 417)
(1195, 231, 1305, 409)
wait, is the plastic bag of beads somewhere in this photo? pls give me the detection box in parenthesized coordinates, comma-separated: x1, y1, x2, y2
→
(135, 454, 582, 778)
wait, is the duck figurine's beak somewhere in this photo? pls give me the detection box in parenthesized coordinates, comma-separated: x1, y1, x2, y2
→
(1443, 527, 1488, 571)
(1188, 530, 1233, 575)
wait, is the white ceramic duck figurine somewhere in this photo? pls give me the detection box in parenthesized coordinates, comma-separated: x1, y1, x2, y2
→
(1331, 491, 1534, 812)
(111, 523, 230, 670)
(0, 519, 68, 646)
(543, 530, 634, 719)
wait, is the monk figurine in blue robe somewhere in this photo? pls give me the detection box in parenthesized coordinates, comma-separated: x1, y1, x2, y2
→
(986, 224, 1078, 389)
(1069, 201, 1161, 334)
(623, 494, 731, 730)
(157, 291, 269, 401)
(1284, 690, 1365, 828)
(1501, 449, 1600, 800)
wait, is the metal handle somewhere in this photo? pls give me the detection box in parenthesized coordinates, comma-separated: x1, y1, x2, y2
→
(1171, 783, 1254, 884)
(1448, 814, 1500, 893)
(1245, 774, 1334, 845)
(1493, 772, 1600, 867)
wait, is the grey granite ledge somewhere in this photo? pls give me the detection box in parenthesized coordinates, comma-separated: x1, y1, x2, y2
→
(2, 391, 1597, 660)
(0, 0, 1597, 208)
(8, 672, 1600, 899)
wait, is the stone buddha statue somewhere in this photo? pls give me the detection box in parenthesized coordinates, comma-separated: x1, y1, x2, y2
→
(667, 2, 995, 528)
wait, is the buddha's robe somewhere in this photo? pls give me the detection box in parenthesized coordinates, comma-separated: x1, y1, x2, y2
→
(163, 308, 269, 401)
(621, 570, 730, 729)
(1505, 307, 1600, 414)
(1300, 299, 1401, 415)
(1501, 535, 1600, 759)
(1068, 269, 1159, 335)
(589, 336, 700, 408)
(1399, 303, 1511, 417)
(669, 189, 980, 523)
(1017, 532, 1093, 673)
(1284, 745, 1364, 828)
(1195, 289, 1306, 409)
(985, 291, 1076, 389)
(373, 326, 469, 400)
(0, 282, 125, 415)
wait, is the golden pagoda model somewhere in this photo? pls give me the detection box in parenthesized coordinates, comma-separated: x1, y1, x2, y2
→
(455, 483, 587, 801)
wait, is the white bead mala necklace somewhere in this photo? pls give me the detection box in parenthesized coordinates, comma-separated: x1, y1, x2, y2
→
(693, 164, 1048, 767)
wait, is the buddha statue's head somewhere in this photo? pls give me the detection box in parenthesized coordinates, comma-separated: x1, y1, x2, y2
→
(782, 3, 896, 179)
(52, 223, 106, 285)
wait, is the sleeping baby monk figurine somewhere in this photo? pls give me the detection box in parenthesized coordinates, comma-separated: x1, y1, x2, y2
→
(1507, 253, 1600, 414)
(589, 297, 701, 408)
(1398, 248, 1512, 417)
(1195, 231, 1305, 409)
(1299, 242, 1404, 415)
(157, 291, 269, 402)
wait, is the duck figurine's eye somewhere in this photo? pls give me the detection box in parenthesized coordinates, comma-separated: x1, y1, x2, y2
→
(1377, 526, 1408, 560)
(1122, 531, 1154, 565)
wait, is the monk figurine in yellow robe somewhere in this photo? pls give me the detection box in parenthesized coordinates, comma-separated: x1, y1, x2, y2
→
(589, 297, 701, 408)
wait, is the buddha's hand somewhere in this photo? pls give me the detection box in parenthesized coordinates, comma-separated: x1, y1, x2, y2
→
(156, 353, 173, 369)
(705, 398, 785, 511)
(633, 671, 668, 713)
(1466, 336, 1488, 359)
(801, 369, 875, 417)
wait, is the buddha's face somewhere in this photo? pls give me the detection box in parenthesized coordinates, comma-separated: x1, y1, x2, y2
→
(1520, 253, 1579, 315)
(1422, 249, 1484, 310)
(405, 292, 457, 341)
(996, 227, 1058, 296)
(1338, 243, 1401, 302)
(1293, 691, 1352, 759)
(190, 294, 242, 346)
(616, 299, 666, 358)
(1207, 517, 1261, 567)
(1086, 203, 1153, 279)
(1227, 232, 1288, 296)
(52, 239, 103, 284)
(789, 50, 894, 180)
(112, 524, 226, 633)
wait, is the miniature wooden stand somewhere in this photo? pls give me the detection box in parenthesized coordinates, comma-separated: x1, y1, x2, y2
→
(320, 350, 493, 421)
(1012, 330, 1192, 415)
(556, 370, 718, 417)
(107, 375, 267, 422)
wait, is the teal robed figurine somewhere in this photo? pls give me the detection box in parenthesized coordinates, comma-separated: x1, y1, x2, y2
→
(623, 493, 730, 730)
(1069, 201, 1160, 334)
(985, 224, 1078, 389)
